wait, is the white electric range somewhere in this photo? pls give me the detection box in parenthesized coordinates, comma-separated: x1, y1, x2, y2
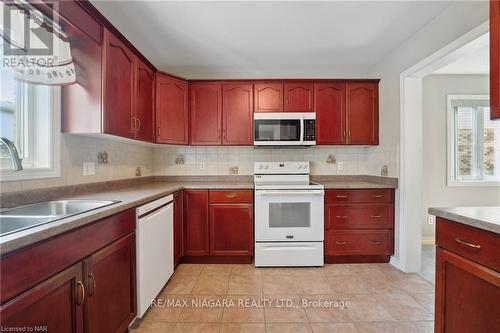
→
(254, 162, 325, 267)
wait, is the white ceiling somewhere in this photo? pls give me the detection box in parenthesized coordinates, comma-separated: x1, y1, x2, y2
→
(433, 44, 489, 75)
(91, 1, 452, 79)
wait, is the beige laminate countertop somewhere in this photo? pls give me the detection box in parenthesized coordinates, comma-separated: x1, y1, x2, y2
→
(0, 181, 253, 255)
(0, 177, 396, 255)
(429, 206, 500, 235)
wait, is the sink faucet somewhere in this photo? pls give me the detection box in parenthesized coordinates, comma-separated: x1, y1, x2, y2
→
(0, 137, 23, 171)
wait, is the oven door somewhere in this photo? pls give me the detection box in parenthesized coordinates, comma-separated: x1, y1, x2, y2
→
(254, 189, 324, 241)
(254, 117, 303, 146)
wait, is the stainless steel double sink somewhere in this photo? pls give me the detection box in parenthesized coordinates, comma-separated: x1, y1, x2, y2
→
(0, 200, 120, 236)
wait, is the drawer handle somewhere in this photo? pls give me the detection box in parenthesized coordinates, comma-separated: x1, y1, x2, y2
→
(336, 215, 347, 219)
(225, 193, 237, 198)
(76, 281, 85, 305)
(371, 215, 381, 218)
(371, 195, 383, 198)
(455, 238, 481, 249)
(335, 241, 347, 245)
(372, 240, 382, 245)
(88, 273, 96, 296)
(336, 195, 348, 198)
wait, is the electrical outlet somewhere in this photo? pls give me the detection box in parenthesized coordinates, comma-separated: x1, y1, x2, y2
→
(427, 215, 435, 225)
(199, 162, 206, 171)
(83, 162, 95, 176)
(337, 162, 344, 171)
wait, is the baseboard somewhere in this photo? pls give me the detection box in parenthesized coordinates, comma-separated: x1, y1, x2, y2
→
(389, 256, 402, 271)
(421, 237, 435, 245)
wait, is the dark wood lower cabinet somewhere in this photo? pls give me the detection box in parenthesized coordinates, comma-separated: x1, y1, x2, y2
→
(0, 263, 85, 332)
(210, 203, 253, 256)
(0, 211, 136, 333)
(182, 189, 253, 263)
(84, 234, 136, 333)
(435, 247, 500, 333)
(173, 191, 184, 266)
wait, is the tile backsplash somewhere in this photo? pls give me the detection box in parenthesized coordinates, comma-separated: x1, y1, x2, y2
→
(153, 146, 397, 177)
(1, 135, 154, 193)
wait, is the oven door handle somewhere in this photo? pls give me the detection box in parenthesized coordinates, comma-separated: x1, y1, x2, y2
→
(255, 190, 324, 196)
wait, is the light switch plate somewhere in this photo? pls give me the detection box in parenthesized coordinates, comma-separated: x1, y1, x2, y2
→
(427, 215, 435, 225)
(337, 162, 344, 171)
(83, 162, 95, 176)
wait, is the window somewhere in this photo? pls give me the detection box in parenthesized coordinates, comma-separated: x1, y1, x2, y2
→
(447, 95, 500, 186)
(0, 69, 60, 181)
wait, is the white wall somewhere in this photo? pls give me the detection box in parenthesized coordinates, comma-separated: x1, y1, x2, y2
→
(422, 74, 500, 240)
(368, 1, 488, 268)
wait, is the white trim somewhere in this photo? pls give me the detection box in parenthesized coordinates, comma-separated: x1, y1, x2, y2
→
(0, 87, 61, 181)
(421, 237, 435, 245)
(398, 22, 489, 273)
(389, 256, 402, 271)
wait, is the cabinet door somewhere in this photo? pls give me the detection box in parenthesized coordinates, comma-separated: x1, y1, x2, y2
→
(173, 191, 184, 266)
(134, 58, 155, 142)
(491, 1, 500, 119)
(284, 82, 314, 112)
(346, 82, 378, 145)
(190, 84, 222, 145)
(254, 83, 283, 112)
(183, 190, 209, 256)
(103, 29, 135, 138)
(435, 247, 500, 333)
(223, 84, 253, 145)
(0, 263, 84, 333)
(209, 204, 253, 256)
(84, 234, 136, 333)
(156, 74, 189, 144)
(315, 83, 346, 144)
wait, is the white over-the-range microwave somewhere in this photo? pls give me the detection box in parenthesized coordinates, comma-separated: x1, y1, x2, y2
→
(253, 112, 315, 146)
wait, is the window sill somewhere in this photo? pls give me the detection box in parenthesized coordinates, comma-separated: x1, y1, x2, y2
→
(0, 166, 60, 182)
(447, 179, 500, 187)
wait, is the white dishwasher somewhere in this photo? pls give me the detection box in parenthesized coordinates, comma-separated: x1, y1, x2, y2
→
(136, 195, 174, 319)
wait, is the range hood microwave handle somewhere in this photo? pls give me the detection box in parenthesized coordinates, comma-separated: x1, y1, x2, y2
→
(255, 190, 324, 196)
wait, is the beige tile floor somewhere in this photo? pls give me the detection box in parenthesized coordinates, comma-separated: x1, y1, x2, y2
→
(132, 263, 435, 333)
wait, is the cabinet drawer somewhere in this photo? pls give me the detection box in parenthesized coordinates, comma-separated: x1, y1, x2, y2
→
(325, 230, 392, 256)
(436, 218, 500, 271)
(325, 204, 392, 229)
(209, 190, 253, 203)
(325, 189, 392, 204)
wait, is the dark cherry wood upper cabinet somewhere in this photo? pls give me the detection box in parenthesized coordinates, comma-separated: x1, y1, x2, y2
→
(346, 82, 379, 145)
(190, 84, 223, 145)
(103, 28, 136, 139)
(156, 73, 189, 144)
(315, 82, 346, 145)
(183, 190, 209, 256)
(209, 204, 253, 256)
(134, 58, 155, 142)
(60, 3, 103, 134)
(254, 83, 284, 112)
(491, 0, 500, 120)
(0, 263, 84, 333)
(84, 233, 136, 333)
(173, 191, 184, 266)
(222, 84, 253, 145)
(284, 82, 314, 112)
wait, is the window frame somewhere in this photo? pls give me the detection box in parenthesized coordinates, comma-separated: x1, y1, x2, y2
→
(0, 85, 61, 182)
(446, 94, 500, 187)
